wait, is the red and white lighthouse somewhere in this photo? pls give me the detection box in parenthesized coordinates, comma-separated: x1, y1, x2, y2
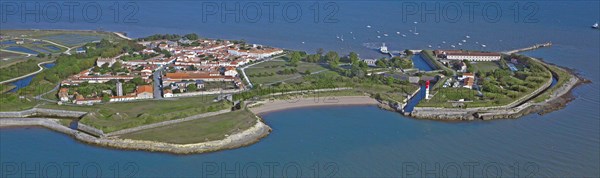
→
(425, 80, 430, 100)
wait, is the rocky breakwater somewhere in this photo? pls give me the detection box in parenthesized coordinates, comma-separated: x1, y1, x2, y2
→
(1, 116, 272, 154)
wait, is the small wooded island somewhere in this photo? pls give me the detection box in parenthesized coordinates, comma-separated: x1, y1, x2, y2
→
(0, 30, 586, 154)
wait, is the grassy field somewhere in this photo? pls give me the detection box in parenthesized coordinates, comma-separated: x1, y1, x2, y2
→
(246, 61, 328, 85)
(39, 95, 232, 132)
(471, 61, 501, 73)
(418, 88, 512, 108)
(120, 109, 257, 144)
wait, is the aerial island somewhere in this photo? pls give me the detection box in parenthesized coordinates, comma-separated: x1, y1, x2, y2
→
(0, 30, 586, 154)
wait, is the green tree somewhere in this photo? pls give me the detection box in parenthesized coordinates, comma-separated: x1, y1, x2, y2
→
(184, 33, 199, 40)
(187, 84, 197, 92)
(376, 59, 387, 68)
(102, 95, 111, 102)
(131, 77, 144, 85)
(290, 51, 301, 66)
(349, 52, 359, 64)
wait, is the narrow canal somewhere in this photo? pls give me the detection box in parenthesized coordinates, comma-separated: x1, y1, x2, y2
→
(411, 53, 435, 71)
(8, 63, 55, 92)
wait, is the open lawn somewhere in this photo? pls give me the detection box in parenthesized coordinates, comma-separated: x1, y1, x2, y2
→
(418, 88, 514, 108)
(120, 110, 257, 144)
(246, 61, 328, 85)
(40, 95, 232, 132)
(471, 61, 501, 73)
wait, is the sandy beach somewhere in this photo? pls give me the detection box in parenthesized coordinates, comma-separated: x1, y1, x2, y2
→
(248, 96, 379, 115)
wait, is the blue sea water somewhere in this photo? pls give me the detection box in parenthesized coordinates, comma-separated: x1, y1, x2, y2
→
(1, 1, 599, 177)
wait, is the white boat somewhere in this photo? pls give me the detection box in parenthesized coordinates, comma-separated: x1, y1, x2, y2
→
(458, 43, 463, 46)
(377, 36, 381, 38)
(593, 22, 599, 29)
(462, 40, 467, 43)
(451, 45, 456, 48)
(383, 34, 389, 37)
(401, 34, 406, 37)
(366, 25, 372, 28)
(442, 41, 446, 44)
(336, 35, 340, 39)
(396, 32, 400, 34)
(481, 44, 487, 47)
(413, 27, 419, 35)
(377, 31, 381, 34)
(380, 43, 388, 53)
(301, 42, 305, 44)
(465, 35, 470, 38)
(428, 45, 432, 48)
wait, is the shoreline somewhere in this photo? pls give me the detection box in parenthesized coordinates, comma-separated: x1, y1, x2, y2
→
(0, 117, 271, 154)
(248, 96, 380, 115)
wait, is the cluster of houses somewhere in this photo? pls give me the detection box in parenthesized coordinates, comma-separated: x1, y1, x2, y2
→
(57, 37, 282, 105)
(443, 73, 475, 89)
(58, 84, 154, 105)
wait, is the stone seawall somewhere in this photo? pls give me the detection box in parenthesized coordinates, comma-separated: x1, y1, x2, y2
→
(77, 122, 105, 137)
(0, 108, 87, 118)
(0, 117, 271, 154)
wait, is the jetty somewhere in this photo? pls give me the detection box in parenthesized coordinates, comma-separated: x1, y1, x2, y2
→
(502, 42, 552, 54)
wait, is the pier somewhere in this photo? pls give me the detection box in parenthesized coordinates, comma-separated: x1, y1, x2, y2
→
(502, 42, 552, 54)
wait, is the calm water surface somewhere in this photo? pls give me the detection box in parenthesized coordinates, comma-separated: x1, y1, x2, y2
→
(1, 1, 599, 177)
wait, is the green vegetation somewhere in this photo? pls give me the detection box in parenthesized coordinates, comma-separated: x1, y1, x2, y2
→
(376, 56, 413, 69)
(245, 60, 327, 85)
(120, 110, 256, 144)
(41, 96, 231, 133)
(470, 61, 501, 73)
(0, 59, 41, 81)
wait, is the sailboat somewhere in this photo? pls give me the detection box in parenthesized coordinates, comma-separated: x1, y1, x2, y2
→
(593, 22, 599, 29)
(413, 27, 419, 35)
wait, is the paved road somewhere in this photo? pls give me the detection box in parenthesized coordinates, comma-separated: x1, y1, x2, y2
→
(153, 67, 164, 99)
